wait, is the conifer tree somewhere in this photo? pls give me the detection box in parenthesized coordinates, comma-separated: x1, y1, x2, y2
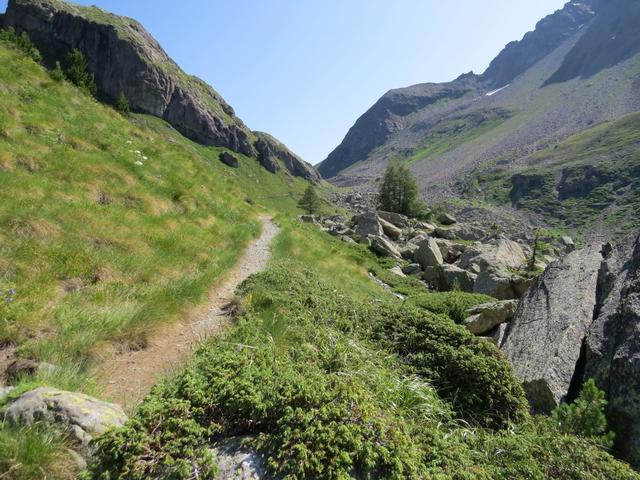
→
(298, 185, 320, 214)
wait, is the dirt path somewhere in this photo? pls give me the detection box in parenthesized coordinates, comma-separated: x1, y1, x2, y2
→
(100, 216, 278, 410)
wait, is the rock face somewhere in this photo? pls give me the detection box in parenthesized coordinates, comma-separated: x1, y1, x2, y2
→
(585, 233, 640, 466)
(210, 437, 269, 480)
(354, 211, 383, 238)
(2, 387, 127, 446)
(501, 247, 603, 412)
(4, 0, 320, 182)
(254, 132, 320, 183)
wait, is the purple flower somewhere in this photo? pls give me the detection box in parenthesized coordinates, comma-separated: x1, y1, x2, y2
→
(8, 289, 15, 295)
(6, 298, 13, 303)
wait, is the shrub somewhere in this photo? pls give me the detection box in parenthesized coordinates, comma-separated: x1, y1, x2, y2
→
(63, 49, 97, 96)
(116, 91, 130, 116)
(552, 379, 615, 448)
(407, 291, 494, 324)
(0, 28, 41, 63)
(297, 185, 320, 214)
(49, 61, 65, 82)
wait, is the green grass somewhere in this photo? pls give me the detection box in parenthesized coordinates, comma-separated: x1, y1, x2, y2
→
(0, 40, 315, 396)
(85, 219, 639, 479)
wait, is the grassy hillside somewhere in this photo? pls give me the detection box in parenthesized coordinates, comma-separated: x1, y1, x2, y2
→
(473, 112, 640, 237)
(0, 39, 322, 396)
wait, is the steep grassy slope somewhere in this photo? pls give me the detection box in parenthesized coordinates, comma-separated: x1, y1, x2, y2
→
(474, 112, 640, 237)
(0, 39, 321, 396)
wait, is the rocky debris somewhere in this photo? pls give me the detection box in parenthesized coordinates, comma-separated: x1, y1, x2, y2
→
(585, 232, 640, 466)
(210, 437, 268, 480)
(378, 211, 410, 229)
(463, 300, 518, 335)
(2, 387, 127, 447)
(501, 246, 603, 412)
(370, 235, 402, 260)
(354, 211, 383, 237)
(435, 239, 466, 263)
(399, 243, 419, 261)
(474, 270, 532, 300)
(451, 224, 488, 242)
(417, 237, 444, 269)
(402, 263, 422, 275)
(219, 151, 240, 168)
(437, 212, 457, 225)
(299, 215, 318, 224)
(379, 217, 402, 239)
(0, 386, 15, 401)
(439, 265, 477, 292)
(433, 227, 456, 240)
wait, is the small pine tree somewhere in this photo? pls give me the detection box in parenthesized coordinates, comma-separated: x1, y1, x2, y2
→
(298, 185, 320, 214)
(552, 379, 615, 449)
(0, 27, 41, 62)
(527, 228, 551, 272)
(50, 61, 65, 82)
(63, 49, 97, 96)
(378, 161, 425, 216)
(117, 91, 130, 116)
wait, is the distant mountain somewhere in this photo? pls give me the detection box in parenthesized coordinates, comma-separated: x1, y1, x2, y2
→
(319, 0, 640, 235)
(2, 0, 320, 182)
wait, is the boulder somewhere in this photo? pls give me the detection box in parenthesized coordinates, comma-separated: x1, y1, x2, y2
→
(299, 215, 319, 224)
(463, 300, 518, 335)
(473, 270, 533, 300)
(439, 265, 477, 292)
(219, 151, 240, 168)
(354, 212, 383, 237)
(451, 224, 487, 242)
(2, 387, 127, 447)
(585, 233, 640, 467)
(417, 237, 444, 269)
(379, 217, 402, 240)
(434, 239, 466, 264)
(402, 263, 422, 275)
(210, 437, 268, 480)
(459, 238, 527, 273)
(501, 247, 603, 412)
(399, 243, 419, 261)
(369, 236, 402, 259)
(389, 266, 406, 277)
(561, 236, 576, 253)
(377, 211, 410, 229)
(437, 212, 457, 225)
(341, 235, 357, 245)
(433, 227, 456, 240)
(416, 221, 437, 232)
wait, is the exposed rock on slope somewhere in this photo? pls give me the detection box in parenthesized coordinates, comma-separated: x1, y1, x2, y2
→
(585, 233, 640, 466)
(501, 246, 603, 412)
(254, 132, 320, 183)
(3, 0, 320, 182)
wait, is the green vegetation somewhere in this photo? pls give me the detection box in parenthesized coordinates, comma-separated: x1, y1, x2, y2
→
(553, 380, 616, 449)
(0, 421, 77, 480)
(0, 40, 312, 398)
(0, 27, 42, 63)
(63, 49, 97, 96)
(297, 185, 320, 213)
(475, 112, 640, 237)
(116, 92, 130, 116)
(407, 108, 511, 166)
(86, 220, 639, 479)
(378, 161, 427, 217)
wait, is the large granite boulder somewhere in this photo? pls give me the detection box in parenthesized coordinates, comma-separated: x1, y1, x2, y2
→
(219, 151, 240, 168)
(2, 387, 127, 447)
(464, 300, 518, 335)
(501, 247, 603, 412)
(585, 233, 640, 467)
(369, 236, 402, 260)
(417, 237, 443, 268)
(377, 211, 409, 229)
(354, 212, 383, 237)
(379, 217, 402, 240)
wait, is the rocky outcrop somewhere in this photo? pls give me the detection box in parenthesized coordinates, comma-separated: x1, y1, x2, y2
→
(4, 0, 321, 182)
(501, 247, 603, 412)
(219, 152, 240, 168)
(2, 387, 127, 447)
(210, 437, 269, 480)
(585, 233, 640, 466)
(417, 237, 443, 269)
(464, 300, 518, 335)
(354, 211, 383, 238)
(253, 132, 320, 183)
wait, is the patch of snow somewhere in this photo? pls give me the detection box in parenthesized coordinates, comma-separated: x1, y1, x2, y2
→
(486, 84, 510, 97)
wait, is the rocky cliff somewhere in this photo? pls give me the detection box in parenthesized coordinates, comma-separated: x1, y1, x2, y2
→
(3, 0, 320, 182)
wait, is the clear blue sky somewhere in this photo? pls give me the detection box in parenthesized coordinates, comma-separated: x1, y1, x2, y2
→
(1, 0, 567, 164)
